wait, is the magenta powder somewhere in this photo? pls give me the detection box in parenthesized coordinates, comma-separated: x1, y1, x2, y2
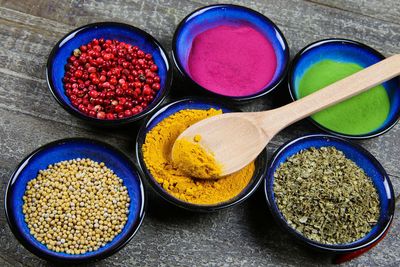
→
(188, 25, 277, 97)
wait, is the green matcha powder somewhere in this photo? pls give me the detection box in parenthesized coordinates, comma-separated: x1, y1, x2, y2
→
(298, 60, 390, 135)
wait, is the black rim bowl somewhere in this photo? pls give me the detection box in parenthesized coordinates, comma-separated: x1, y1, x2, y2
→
(46, 22, 173, 127)
(264, 134, 395, 253)
(136, 98, 268, 212)
(288, 38, 400, 139)
(4, 138, 147, 263)
(172, 4, 290, 102)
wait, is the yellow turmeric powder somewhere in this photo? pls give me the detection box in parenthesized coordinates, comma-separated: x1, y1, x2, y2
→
(142, 108, 255, 205)
(172, 137, 222, 179)
(193, 134, 202, 142)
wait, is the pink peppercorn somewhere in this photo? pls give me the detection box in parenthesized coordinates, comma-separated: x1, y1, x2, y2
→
(63, 38, 161, 120)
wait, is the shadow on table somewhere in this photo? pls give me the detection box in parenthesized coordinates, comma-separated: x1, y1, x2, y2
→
(145, 189, 208, 223)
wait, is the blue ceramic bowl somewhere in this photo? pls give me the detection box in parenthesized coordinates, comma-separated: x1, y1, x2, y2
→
(288, 39, 400, 139)
(5, 138, 146, 263)
(264, 134, 395, 253)
(46, 22, 172, 126)
(172, 4, 290, 101)
(136, 98, 268, 212)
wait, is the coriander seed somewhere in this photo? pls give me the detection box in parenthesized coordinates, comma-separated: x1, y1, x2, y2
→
(22, 158, 130, 254)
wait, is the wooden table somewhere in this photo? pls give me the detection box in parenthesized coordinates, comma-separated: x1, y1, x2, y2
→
(1, 0, 399, 266)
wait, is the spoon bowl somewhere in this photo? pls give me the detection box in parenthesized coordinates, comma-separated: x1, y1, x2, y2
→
(174, 112, 269, 175)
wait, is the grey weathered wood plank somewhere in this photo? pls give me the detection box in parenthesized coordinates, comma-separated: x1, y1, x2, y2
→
(0, 63, 127, 143)
(0, 107, 134, 162)
(0, 0, 399, 266)
(0, 254, 26, 267)
(2, 0, 400, 55)
(307, 0, 400, 25)
(191, 0, 400, 54)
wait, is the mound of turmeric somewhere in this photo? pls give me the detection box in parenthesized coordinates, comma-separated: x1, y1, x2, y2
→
(142, 108, 255, 205)
(172, 137, 222, 179)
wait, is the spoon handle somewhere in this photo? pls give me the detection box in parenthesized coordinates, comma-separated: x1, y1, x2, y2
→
(271, 54, 400, 129)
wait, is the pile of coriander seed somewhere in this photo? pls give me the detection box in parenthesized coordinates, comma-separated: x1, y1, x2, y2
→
(22, 158, 130, 254)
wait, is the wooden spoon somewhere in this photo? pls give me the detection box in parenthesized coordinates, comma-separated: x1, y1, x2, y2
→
(172, 54, 400, 177)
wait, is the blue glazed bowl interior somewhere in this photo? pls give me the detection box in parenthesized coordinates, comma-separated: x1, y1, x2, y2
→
(290, 40, 400, 137)
(136, 98, 267, 210)
(6, 139, 145, 261)
(48, 22, 170, 119)
(265, 134, 395, 252)
(174, 5, 289, 97)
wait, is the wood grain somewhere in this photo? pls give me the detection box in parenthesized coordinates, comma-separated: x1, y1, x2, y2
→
(306, 0, 400, 25)
(0, 0, 399, 266)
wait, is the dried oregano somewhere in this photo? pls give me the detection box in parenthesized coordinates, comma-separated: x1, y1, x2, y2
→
(273, 146, 380, 244)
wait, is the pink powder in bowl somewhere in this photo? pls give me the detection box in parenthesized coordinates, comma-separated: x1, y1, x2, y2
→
(188, 25, 277, 97)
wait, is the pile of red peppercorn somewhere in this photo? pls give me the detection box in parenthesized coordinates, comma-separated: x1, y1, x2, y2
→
(63, 38, 161, 120)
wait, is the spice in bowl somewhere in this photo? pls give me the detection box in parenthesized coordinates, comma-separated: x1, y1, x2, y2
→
(22, 158, 130, 254)
(172, 135, 222, 179)
(298, 60, 390, 135)
(63, 38, 161, 120)
(288, 39, 400, 138)
(142, 109, 255, 205)
(187, 25, 277, 97)
(273, 146, 380, 244)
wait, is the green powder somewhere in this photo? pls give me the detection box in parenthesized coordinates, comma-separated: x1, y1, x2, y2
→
(298, 60, 390, 135)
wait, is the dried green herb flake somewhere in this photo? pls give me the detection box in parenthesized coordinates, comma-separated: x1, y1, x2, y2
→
(273, 146, 380, 245)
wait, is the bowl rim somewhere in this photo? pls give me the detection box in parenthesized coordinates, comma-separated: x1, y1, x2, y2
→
(46, 21, 173, 126)
(171, 4, 290, 101)
(263, 133, 395, 252)
(287, 38, 400, 139)
(135, 97, 268, 212)
(4, 137, 147, 263)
